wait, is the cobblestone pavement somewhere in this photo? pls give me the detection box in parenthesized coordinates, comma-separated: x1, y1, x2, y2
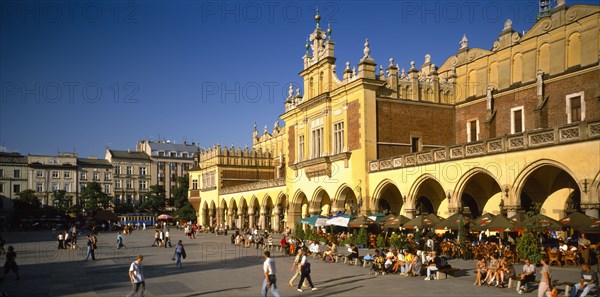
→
(0, 230, 589, 296)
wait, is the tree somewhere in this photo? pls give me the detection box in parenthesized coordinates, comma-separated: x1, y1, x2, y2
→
(516, 209, 544, 264)
(173, 177, 196, 221)
(356, 228, 368, 248)
(80, 182, 110, 214)
(140, 185, 166, 214)
(52, 190, 72, 214)
(16, 189, 41, 208)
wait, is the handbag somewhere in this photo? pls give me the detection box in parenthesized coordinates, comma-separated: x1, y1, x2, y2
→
(301, 262, 311, 274)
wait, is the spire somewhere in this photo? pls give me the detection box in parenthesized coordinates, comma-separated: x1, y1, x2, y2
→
(327, 22, 332, 40)
(363, 38, 371, 59)
(314, 6, 321, 29)
(305, 37, 310, 55)
(460, 34, 468, 50)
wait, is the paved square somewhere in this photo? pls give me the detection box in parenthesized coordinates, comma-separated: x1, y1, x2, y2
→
(0, 230, 585, 296)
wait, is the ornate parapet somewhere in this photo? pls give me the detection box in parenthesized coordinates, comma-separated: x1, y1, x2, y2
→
(369, 120, 600, 172)
(220, 177, 286, 195)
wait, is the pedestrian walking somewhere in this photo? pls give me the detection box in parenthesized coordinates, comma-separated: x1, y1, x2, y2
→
(117, 231, 125, 249)
(261, 251, 281, 297)
(289, 248, 308, 288)
(57, 231, 65, 249)
(538, 256, 552, 297)
(173, 240, 186, 270)
(296, 248, 317, 292)
(126, 255, 145, 297)
(2, 246, 19, 281)
(84, 235, 94, 261)
(164, 229, 171, 248)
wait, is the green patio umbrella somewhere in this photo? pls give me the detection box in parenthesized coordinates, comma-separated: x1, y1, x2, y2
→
(348, 215, 377, 228)
(403, 213, 444, 229)
(296, 214, 327, 227)
(368, 213, 387, 222)
(559, 212, 595, 230)
(473, 214, 515, 232)
(382, 215, 411, 229)
(470, 213, 496, 230)
(510, 213, 563, 231)
(579, 218, 600, 233)
(435, 212, 472, 230)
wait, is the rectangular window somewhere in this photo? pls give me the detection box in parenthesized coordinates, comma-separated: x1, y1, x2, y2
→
(333, 122, 345, 154)
(411, 137, 420, 153)
(103, 184, 111, 193)
(114, 166, 121, 174)
(139, 180, 146, 189)
(192, 179, 198, 190)
(311, 128, 324, 158)
(51, 183, 59, 192)
(126, 195, 133, 205)
(63, 171, 70, 178)
(0, 183, 4, 193)
(0, 169, 3, 177)
(158, 151, 165, 156)
(52, 171, 59, 178)
(126, 179, 132, 189)
(169, 162, 176, 170)
(170, 152, 177, 157)
(298, 135, 305, 162)
(36, 182, 43, 192)
(126, 166, 133, 175)
(64, 183, 71, 192)
(511, 106, 525, 134)
(115, 179, 121, 189)
(92, 172, 99, 180)
(157, 162, 164, 169)
(571, 97, 581, 122)
(104, 173, 111, 180)
(36, 170, 43, 178)
(566, 92, 585, 124)
(81, 172, 87, 180)
(467, 120, 479, 142)
(13, 184, 20, 193)
(140, 167, 147, 176)
(13, 169, 20, 178)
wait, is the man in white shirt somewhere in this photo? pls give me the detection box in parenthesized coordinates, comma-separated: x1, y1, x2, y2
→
(262, 251, 281, 297)
(519, 258, 536, 294)
(127, 255, 145, 297)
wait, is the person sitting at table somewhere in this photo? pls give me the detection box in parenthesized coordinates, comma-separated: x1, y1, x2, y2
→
(403, 250, 414, 276)
(484, 253, 499, 286)
(393, 249, 406, 275)
(308, 241, 320, 256)
(559, 241, 569, 253)
(411, 251, 423, 277)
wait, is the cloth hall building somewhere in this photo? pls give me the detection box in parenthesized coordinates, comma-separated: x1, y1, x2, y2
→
(188, 2, 600, 231)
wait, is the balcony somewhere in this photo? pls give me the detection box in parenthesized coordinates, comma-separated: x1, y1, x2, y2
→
(369, 120, 600, 172)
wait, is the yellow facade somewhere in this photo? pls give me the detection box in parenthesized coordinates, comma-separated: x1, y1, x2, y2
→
(189, 4, 600, 230)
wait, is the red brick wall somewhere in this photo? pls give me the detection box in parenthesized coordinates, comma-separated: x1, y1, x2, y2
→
(348, 101, 361, 150)
(455, 69, 599, 144)
(545, 69, 600, 127)
(376, 100, 455, 159)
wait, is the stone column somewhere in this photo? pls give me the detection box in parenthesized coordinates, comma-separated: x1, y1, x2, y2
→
(248, 209, 255, 229)
(505, 205, 521, 218)
(259, 210, 266, 230)
(273, 207, 281, 232)
(237, 214, 243, 230)
(404, 208, 417, 219)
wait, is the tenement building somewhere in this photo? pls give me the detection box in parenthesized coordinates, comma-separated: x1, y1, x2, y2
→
(190, 2, 600, 230)
(105, 149, 151, 207)
(136, 140, 198, 207)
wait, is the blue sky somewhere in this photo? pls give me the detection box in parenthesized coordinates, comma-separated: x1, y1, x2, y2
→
(1, 0, 597, 157)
